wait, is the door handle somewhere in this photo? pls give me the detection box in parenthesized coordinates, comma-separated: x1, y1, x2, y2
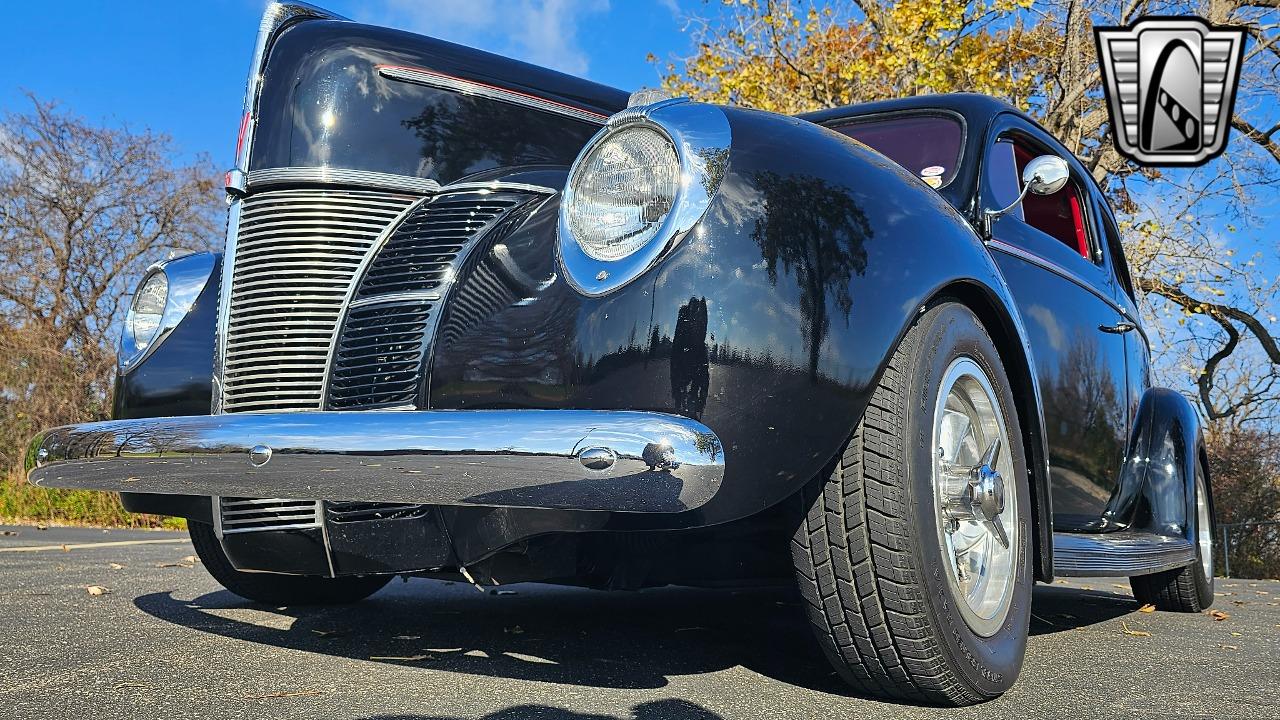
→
(1098, 321, 1136, 334)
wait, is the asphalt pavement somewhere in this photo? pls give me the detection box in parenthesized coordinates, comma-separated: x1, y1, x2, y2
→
(1, 523, 1277, 720)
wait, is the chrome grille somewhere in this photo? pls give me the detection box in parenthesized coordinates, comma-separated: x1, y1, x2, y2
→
(328, 300, 434, 409)
(218, 497, 322, 534)
(355, 196, 520, 299)
(326, 191, 530, 410)
(222, 188, 418, 412)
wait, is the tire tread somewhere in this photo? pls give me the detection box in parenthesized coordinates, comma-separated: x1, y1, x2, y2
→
(792, 309, 985, 705)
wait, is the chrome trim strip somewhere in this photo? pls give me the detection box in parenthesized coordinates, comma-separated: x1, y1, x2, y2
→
(348, 291, 442, 309)
(216, 2, 347, 414)
(27, 410, 725, 514)
(1052, 531, 1195, 577)
(248, 167, 441, 195)
(377, 64, 608, 126)
(558, 100, 732, 296)
(318, 502, 337, 578)
(986, 238, 1147, 336)
(212, 496, 224, 539)
(440, 181, 557, 196)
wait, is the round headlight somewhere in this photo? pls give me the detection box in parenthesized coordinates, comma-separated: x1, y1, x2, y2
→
(565, 126, 680, 261)
(127, 271, 169, 350)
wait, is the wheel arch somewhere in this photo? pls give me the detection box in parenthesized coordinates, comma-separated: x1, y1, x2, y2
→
(928, 279, 1055, 582)
(1111, 388, 1209, 542)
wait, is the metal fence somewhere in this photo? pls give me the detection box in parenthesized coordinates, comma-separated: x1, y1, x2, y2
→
(1218, 519, 1280, 579)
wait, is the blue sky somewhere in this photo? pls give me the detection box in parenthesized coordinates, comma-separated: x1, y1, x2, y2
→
(0, 0, 696, 166)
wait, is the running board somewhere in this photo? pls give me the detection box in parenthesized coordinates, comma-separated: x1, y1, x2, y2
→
(1052, 531, 1195, 577)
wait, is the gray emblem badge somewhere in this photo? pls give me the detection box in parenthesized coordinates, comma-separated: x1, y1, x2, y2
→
(1095, 16, 1246, 166)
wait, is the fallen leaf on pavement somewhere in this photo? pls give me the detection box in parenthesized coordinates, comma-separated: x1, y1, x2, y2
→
(86, 586, 110, 596)
(60, 544, 69, 552)
(182, 555, 199, 564)
(1231, 632, 1242, 637)
(1220, 644, 1239, 650)
(1120, 621, 1150, 637)
(1208, 609, 1230, 621)
(1138, 604, 1155, 613)
(109, 563, 124, 570)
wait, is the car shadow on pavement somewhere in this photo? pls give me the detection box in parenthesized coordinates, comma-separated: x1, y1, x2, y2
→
(1028, 582, 1138, 635)
(355, 699, 723, 720)
(135, 581, 848, 695)
(134, 579, 1138, 698)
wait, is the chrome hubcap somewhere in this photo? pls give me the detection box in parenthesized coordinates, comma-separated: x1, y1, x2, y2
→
(932, 358, 1017, 637)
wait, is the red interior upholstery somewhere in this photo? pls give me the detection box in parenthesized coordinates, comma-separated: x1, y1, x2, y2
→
(1013, 144, 1089, 258)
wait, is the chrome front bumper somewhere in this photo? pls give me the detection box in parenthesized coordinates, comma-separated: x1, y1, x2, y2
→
(26, 410, 724, 514)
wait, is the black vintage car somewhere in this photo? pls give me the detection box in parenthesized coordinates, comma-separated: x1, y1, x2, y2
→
(27, 2, 1215, 706)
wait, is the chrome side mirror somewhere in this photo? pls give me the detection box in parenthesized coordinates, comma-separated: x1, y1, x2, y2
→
(1022, 155, 1070, 196)
(983, 154, 1070, 235)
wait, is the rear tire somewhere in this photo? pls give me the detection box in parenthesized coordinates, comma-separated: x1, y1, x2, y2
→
(792, 302, 1031, 706)
(189, 521, 391, 605)
(1130, 462, 1214, 612)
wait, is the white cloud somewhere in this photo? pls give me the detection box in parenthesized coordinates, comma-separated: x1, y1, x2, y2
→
(361, 0, 610, 76)
(655, 0, 681, 17)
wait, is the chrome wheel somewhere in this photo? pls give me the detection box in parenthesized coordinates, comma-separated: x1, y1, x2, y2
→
(932, 357, 1017, 637)
(1196, 469, 1213, 579)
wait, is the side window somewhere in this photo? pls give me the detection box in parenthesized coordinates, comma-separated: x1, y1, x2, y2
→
(988, 139, 1023, 221)
(1096, 198, 1137, 300)
(1011, 141, 1092, 260)
(987, 134, 1095, 262)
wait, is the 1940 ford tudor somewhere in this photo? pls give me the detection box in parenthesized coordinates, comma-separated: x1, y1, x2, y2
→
(26, 2, 1216, 706)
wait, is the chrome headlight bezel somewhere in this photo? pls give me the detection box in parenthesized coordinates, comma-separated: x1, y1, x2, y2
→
(119, 252, 217, 372)
(558, 100, 731, 296)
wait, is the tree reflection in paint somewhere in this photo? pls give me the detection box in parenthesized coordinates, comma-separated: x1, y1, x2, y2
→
(401, 94, 597, 183)
(670, 297, 710, 419)
(750, 172, 871, 379)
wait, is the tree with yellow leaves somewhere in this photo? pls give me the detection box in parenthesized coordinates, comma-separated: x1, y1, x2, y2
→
(655, 0, 1280, 427)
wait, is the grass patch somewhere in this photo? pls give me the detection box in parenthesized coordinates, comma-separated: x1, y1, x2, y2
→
(0, 468, 185, 529)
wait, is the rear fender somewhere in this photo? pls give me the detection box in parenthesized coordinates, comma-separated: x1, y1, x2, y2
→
(1104, 387, 1207, 541)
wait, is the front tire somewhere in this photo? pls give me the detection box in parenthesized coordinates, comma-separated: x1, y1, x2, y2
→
(792, 302, 1032, 706)
(1130, 462, 1215, 612)
(189, 521, 391, 605)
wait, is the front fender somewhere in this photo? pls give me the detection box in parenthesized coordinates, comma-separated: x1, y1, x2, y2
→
(434, 106, 1052, 556)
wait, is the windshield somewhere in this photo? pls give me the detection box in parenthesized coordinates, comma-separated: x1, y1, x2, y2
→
(829, 114, 965, 188)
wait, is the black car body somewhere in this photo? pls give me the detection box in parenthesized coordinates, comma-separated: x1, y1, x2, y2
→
(26, 3, 1215, 705)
